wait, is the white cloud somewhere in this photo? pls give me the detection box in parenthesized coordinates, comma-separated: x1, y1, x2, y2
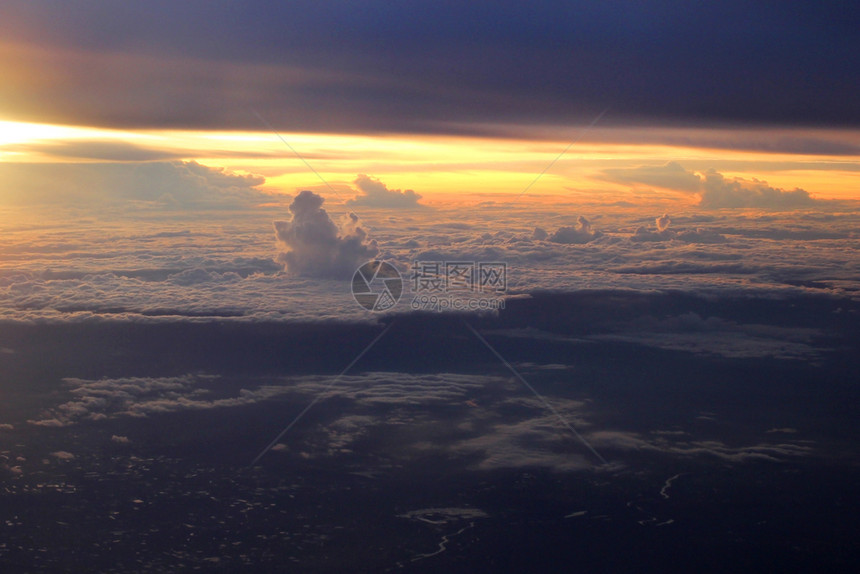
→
(2, 202, 859, 323)
(630, 226, 673, 242)
(0, 161, 269, 208)
(347, 174, 423, 208)
(547, 216, 602, 244)
(699, 169, 814, 208)
(599, 162, 817, 209)
(274, 190, 379, 278)
(600, 161, 703, 192)
(673, 227, 728, 243)
(631, 217, 727, 243)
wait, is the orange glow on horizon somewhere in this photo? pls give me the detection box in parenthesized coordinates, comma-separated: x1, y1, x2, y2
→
(0, 119, 857, 203)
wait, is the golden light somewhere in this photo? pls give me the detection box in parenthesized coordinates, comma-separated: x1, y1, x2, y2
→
(0, 120, 93, 146)
(1, 117, 858, 203)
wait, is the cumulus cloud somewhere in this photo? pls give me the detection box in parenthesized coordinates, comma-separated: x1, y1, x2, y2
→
(0, 160, 269, 208)
(699, 169, 814, 208)
(532, 227, 549, 241)
(547, 216, 602, 244)
(125, 161, 269, 208)
(600, 162, 816, 209)
(347, 174, 423, 208)
(274, 190, 378, 278)
(601, 161, 703, 192)
(631, 216, 673, 242)
(674, 227, 728, 243)
(630, 227, 669, 242)
(631, 214, 727, 244)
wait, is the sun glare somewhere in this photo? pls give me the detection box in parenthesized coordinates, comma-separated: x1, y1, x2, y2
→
(0, 120, 105, 146)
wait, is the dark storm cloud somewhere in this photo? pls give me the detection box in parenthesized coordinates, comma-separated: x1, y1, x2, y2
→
(1, 1, 857, 132)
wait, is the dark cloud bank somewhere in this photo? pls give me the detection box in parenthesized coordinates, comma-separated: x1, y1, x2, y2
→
(2, 1, 857, 133)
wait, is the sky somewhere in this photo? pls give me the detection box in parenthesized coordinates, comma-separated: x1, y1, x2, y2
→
(2, 5, 860, 570)
(1, 1, 859, 321)
(1, 1, 859, 201)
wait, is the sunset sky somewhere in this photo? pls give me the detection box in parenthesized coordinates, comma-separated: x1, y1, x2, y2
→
(1, 1, 859, 321)
(1, 1, 858, 206)
(3, 5, 860, 570)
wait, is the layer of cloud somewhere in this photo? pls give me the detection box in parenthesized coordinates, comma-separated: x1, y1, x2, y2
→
(347, 175, 422, 208)
(589, 312, 823, 359)
(1, 3, 857, 131)
(26, 372, 506, 428)
(546, 216, 602, 244)
(2, 139, 184, 162)
(631, 214, 728, 244)
(602, 162, 703, 193)
(601, 163, 817, 209)
(274, 190, 378, 278)
(24, 365, 816, 472)
(0, 161, 269, 208)
(2, 203, 859, 323)
(699, 169, 814, 208)
(588, 431, 812, 463)
(25, 369, 601, 471)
